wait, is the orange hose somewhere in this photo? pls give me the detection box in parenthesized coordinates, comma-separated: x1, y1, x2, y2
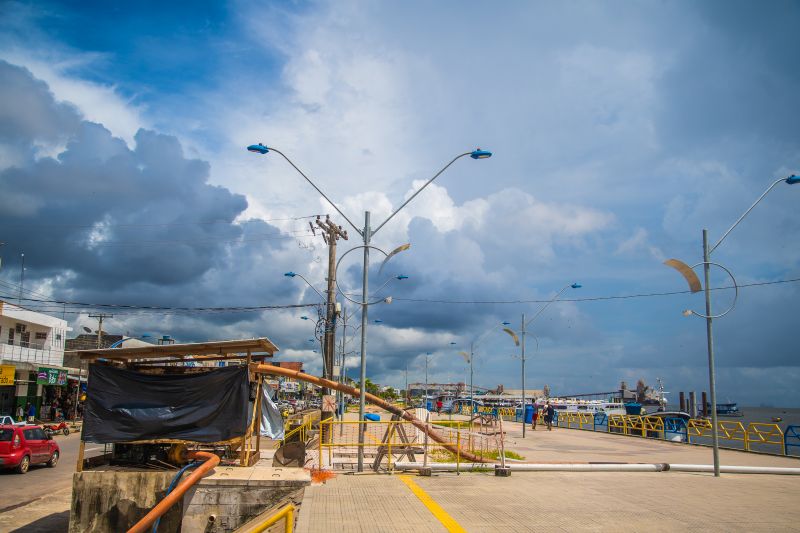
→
(251, 364, 491, 464)
(126, 451, 219, 533)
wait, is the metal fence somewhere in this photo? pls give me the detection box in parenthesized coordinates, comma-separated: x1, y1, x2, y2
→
(552, 411, 791, 456)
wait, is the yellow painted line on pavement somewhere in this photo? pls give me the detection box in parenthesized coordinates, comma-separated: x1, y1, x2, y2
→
(398, 475, 466, 533)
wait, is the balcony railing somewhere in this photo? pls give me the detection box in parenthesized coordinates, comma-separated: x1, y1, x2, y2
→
(0, 340, 65, 367)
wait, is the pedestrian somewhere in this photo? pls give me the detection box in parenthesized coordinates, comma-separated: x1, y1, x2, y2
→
(16, 404, 23, 422)
(531, 405, 538, 430)
(436, 399, 443, 414)
(544, 402, 554, 431)
(27, 402, 36, 423)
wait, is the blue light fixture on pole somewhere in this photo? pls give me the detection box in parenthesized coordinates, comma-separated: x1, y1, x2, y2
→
(665, 174, 798, 477)
(248, 143, 492, 471)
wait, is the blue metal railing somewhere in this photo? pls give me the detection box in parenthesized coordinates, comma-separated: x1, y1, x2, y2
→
(593, 412, 608, 432)
(785, 425, 800, 456)
(664, 417, 688, 442)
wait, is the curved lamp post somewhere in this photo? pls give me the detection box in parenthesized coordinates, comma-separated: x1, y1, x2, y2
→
(665, 174, 797, 477)
(248, 143, 491, 471)
(502, 283, 581, 438)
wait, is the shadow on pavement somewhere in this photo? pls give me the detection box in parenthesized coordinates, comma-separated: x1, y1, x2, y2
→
(11, 511, 69, 533)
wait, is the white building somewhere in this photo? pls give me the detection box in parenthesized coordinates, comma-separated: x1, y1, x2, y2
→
(0, 300, 69, 367)
(1, 300, 71, 418)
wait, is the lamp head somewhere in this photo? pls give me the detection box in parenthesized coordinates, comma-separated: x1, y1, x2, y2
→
(682, 309, 693, 317)
(308, 338, 315, 342)
(396, 275, 409, 280)
(247, 143, 270, 155)
(470, 148, 492, 159)
(786, 174, 799, 185)
(300, 316, 309, 320)
(502, 321, 511, 326)
(384, 296, 393, 304)
(449, 341, 457, 345)
(284, 271, 297, 277)
(374, 319, 383, 324)
(571, 283, 582, 289)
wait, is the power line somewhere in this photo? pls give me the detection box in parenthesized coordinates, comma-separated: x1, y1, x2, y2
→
(0, 214, 322, 230)
(0, 277, 796, 315)
(392, 278, 800, 305)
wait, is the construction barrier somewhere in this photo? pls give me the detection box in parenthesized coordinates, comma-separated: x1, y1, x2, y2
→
(316, 418, 501, 472)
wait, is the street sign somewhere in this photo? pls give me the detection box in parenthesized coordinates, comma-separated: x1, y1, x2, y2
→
(0, 365, 14, 385)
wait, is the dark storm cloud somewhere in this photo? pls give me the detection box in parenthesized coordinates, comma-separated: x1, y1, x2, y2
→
(0, 62, 308, 319)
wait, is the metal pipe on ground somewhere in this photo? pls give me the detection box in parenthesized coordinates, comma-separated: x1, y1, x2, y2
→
(251, 364, 492, 464)
(126, 451, 220, 533)
(393, 462, 800, 475)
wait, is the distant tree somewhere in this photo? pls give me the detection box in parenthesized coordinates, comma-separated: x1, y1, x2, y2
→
(543, 384, 551, 398)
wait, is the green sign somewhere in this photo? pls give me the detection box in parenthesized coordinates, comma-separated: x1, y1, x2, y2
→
(37, 367, 67, 386)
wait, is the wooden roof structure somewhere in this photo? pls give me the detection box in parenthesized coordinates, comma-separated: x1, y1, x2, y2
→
(71, 337, 278, 365)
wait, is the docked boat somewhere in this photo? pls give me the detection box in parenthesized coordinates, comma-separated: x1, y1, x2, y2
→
(709, 402, 743, 417)
(540, 398, 627, 416)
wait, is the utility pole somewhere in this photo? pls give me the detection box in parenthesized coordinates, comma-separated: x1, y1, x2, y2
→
(521, 313, 527, 438)
(88, 314, 113, 348)
(19, 252, 25, 304)
(312, 215, 348, 389)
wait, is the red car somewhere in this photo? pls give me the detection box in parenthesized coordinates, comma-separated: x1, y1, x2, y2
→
(0, 425, 60, 474)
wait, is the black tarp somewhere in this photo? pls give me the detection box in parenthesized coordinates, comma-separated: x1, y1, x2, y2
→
(82, 364, 249, 443)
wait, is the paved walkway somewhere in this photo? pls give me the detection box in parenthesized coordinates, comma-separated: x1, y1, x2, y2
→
(296, 416, 800, 532)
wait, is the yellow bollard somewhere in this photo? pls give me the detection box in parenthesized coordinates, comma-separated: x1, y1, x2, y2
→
(457, 429, 461, 475)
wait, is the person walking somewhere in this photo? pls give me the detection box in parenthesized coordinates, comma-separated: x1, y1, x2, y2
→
(16, 404, 23, 422)
(531, 405, 538, 430)
(27, 402, 36, 423)
(544, 402, 554, 431)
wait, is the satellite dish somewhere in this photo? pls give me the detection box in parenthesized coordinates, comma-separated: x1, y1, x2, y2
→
(82, 327, 92, 333)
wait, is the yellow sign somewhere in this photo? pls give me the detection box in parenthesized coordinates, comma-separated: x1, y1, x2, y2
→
(0, 365, 15, 386)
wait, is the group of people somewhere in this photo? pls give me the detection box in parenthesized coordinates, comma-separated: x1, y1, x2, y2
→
(530, 402, 555, 431)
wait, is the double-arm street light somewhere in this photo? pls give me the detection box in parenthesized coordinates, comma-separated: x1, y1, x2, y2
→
(502, 283, 581, 438)
(666, 174, 798, 477)
(248, 143, 492, 471)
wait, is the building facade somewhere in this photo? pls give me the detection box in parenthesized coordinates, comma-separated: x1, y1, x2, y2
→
(0, 300, 71, 418)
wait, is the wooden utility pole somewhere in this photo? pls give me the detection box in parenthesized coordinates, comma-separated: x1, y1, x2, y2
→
(88, 313, 113, 348)
(311, 215, 348, 389)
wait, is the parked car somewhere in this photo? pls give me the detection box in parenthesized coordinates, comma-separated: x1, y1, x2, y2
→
(0, 425, 60, 474)
(0, 415, 26, 426)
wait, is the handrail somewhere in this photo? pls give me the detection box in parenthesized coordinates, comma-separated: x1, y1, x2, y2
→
(126, 451, 220, 533)
(238, 503, 296, 533)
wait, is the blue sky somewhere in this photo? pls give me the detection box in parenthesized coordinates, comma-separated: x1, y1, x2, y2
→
(1, 1, 798, 406)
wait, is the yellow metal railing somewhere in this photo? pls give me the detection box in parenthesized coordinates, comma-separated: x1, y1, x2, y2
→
(240, 503, 295, 533)
(747, 423, 784, 454)
(559, 413, 785, 456)
(281, 412, 315, 446)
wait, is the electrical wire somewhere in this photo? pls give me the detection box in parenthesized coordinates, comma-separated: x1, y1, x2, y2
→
(392, 277, 800, 305)
(0, 214, 322, 230)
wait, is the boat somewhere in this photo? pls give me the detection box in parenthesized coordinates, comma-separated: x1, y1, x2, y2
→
(540, 398, 627, 416)
(772, 417, 783, 423)
(708, 402, 743, 417)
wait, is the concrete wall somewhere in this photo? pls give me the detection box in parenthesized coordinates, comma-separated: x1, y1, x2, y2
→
(69, 466, 310, 533)
(70, 471, 183, 533)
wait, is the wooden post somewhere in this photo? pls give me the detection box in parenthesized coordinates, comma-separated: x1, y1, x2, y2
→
(241, 349, 252, 466)
(76, 440, 85, 472)
(255, 376, 263, 459)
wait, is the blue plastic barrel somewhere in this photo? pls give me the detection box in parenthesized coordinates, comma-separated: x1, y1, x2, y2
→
(524, 405, 534, 424)
(426, 401, 433, 411)
(364, 413, 381, 422)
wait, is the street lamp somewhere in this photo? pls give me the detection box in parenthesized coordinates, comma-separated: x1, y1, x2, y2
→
(249, 143, 492, 471)
(665, 174, 798, 477)
(502, 282, 581, 438)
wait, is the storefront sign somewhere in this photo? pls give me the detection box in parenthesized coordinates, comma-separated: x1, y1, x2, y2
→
(0, 365, 15, 385)
(37, 367, 67, 386)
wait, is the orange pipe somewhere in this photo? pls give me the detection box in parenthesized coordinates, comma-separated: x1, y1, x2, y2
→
(126, 451, 220, 533)
(251, 364, 491, 464)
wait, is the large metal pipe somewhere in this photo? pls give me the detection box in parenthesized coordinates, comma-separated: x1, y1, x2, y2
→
(393, 462, 800, 475)
(127, 451, 220, 533)
(251, 364, 492, 464)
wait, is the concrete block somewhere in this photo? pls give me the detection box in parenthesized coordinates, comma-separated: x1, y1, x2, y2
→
(495, 466, 512, 477)
(418, 468, 432, 477)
